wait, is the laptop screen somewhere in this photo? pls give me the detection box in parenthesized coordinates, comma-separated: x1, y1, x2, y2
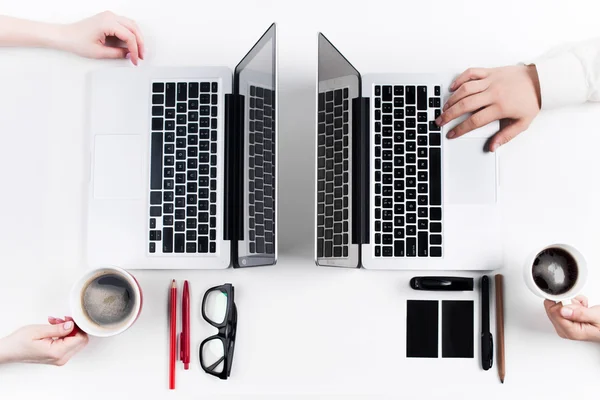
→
(318, 33, 361, 87)
(316, 33, 361, 267)
(234, 24, 277, 267)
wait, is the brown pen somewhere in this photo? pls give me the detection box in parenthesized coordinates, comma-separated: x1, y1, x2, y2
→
(495, 274, 505, 384)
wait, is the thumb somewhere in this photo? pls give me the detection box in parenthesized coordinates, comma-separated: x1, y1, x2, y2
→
(94, 45, 129, 60)
(489, 120, 527, 152)
(560, 305, 600, 324)
(33, 321, 74, 339)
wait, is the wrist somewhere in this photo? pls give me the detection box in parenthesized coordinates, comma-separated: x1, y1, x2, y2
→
(0, 337, 16, 364)
(37, 23, 69, 51)
(526, 64, 542, 110)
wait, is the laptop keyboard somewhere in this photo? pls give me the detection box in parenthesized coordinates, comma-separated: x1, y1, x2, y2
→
(248, 85, 276, 255)
(148, 81, 219, 254)
(316, 88, 350, 258)
(373, 84, 443, 258)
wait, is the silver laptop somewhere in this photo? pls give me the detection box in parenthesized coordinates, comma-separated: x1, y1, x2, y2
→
(87, 24, 277, 269)
(315, 33, 502, 270)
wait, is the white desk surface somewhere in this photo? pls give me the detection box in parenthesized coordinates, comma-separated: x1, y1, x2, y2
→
(1, 0, 600, 398)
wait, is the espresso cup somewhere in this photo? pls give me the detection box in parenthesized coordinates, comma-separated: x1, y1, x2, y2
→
(523, 244, 587, 303)
(70, 266, 143, 337)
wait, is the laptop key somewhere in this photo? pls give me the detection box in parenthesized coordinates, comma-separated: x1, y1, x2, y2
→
(188, 82, 199, 98)
(152, 106, 163, 116)
(186, 243, 197, 253)
(430, 234, 442, 245)
(429, 148, 442, 205)
(418, 232, 428, 256)
(166, 83, 176, 107)
(177, 83, 187, 102)
(382, 86, 392, 101)
(430, 222, 442, 233)
(150, 206, 161, 217)
(417, 86, 427, 110)
(150, 133, 163, 189)
(394, 240, 405, 257)
(152, 94, 164, 105)
(406, 237, 416, 257)
(174, 233, 185, 253)
(406, 86, 416, 105)
(163, 228, 173, 252)
(325, 241, 332, 257)
(153, 82, 165, 93)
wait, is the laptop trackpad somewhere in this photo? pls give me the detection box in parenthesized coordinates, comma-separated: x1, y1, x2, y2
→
(93, 135, 143, 199)
(445, 139, 496, 205)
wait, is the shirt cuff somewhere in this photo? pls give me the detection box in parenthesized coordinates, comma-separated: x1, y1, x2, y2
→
(529, 53, 588, 109)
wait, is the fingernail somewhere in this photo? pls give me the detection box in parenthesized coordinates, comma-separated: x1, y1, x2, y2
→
(443, 103, 448, 111)
(490, 143, 498, 152)
(64, 321, 73, 330)
(435, 117, 442, 126)
(447, 130, 455, 139)
(450, 81, 456, 90)
(125, 52, 131, 60)
(560, 308, 573, 318)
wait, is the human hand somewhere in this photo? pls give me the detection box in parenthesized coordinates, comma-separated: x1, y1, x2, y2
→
(0, 316, 88, 366)
(436, 65, 542, 152)
(55, 11, 145, 65)
(544, 296, 600, 342)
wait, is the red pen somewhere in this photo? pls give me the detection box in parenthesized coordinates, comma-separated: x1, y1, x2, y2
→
(169, 280, 177, 390)
(180, 280, 190, 370)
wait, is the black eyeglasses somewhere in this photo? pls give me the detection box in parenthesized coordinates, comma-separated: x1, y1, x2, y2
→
(199, 283, 237, 380)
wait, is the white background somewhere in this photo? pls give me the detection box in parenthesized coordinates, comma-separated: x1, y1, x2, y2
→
(0, 0, 600, 398)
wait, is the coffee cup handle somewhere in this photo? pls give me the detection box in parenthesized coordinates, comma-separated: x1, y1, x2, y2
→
(561, 298, 572, 306)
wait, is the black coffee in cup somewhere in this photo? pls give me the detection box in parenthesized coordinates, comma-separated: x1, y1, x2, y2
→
(532, 247, 579, 296)
(81, 273, 137, 328)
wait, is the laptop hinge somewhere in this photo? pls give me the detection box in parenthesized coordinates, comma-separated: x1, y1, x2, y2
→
(224, 93, 245, 242)
(351, 97, 370, 245)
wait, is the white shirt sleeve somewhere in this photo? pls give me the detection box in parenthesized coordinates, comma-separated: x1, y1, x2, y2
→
(528, 37, 600, 109)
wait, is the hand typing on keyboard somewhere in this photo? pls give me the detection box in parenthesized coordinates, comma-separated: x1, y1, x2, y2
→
(0, 11, 144, 65)
(436, 66, 541, 152)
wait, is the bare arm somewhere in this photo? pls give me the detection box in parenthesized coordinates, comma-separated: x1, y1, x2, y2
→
(0, 16, 63, 48)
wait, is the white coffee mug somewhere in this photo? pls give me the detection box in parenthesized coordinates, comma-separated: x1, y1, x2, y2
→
(70, 266, 143, 337)
(523, 243, 587, 303)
